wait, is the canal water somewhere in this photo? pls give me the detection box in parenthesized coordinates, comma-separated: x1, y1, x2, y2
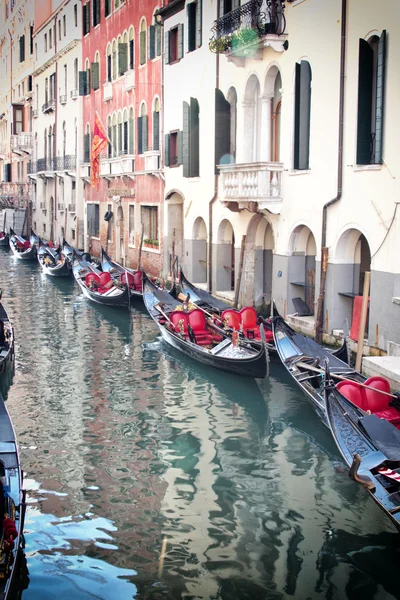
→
(0, 250, 399, 600)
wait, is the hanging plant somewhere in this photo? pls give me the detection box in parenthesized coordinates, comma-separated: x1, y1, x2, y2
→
(208, 35, 232, 54)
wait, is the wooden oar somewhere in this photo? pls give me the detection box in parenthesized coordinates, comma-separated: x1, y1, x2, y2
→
(177, 292, 217, 320)
(154, 303, 174, 327)
(295, 361, 398, 399)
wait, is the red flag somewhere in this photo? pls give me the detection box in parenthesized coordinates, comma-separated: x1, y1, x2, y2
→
(91, 112, 109, 188)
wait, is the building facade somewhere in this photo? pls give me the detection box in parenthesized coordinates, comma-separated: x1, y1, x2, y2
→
(81, 0, 164, 275)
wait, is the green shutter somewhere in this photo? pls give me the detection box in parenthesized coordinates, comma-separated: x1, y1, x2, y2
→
(129, 118, 134, 154)
(108, 126, 112, 157)
(153, 111, 160, 150)
(293, 62, 301, 169)
(164, 134, 170, 167)
(156, 24, 162, 56)
(164, 30, 170, 64)
(196, 0, 202, 48)
(298, 61, 311, 170)
(84, 3, 90, 34)
(118, 123, 122, 154)
(91, 62, 99, 90)
(374, 30, 386, 164)
(142, 115, 148, 152)
(92, 0, 96, 26)
(84, 134, 90, 162)
(187, 3, 196, 52)
(119, 43, 127, 75)
(79, 71, 87, 95)
(178, 24, 184, 59)
(86, 68, 91, 95)
(177, 130, 183, 166)
(96, 0, 100, 25)
(148, 25, 156, 60)
(140, 30, 146, 65)
(190, 97, 199, 177)
(137, 116, 143, 154)
(182, 101, 190, 176)
(356, 39, 373, 165)
(214, 89, 231, 174)
(19, 35, 25, 62)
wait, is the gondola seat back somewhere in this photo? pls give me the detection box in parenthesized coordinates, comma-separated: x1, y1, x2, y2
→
(188, 310, 223, 344)
(336, 381, 367, 411)
(99, 272, 112, 287)
(170, 311, 190, 335)
(133, 271, 143, 291)
(221, 310, 241, 331)
(85, 272, 100, 286)
(363, 377, 400, 423)
(121, 272, 135, 286)
(240, 307, 261, 340)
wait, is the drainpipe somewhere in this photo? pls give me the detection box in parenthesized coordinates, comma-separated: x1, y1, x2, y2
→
(315, 0, 347, 343)
(208, 3, 220, 293)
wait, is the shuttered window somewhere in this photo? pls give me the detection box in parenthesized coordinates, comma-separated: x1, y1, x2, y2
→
(83, 3, 90, 35)
(129, 39, 134, 69)
(166, 24, 184, 64)
(129, 205, 135, 245)
(87, 204, 100, 237)
(142, 115, 148, 153)
(4, 164, 11, 183)
(214, 89, 231, 173)
(104, 0, 111, 18)
(118, 122, 122, 155)
(164, 132, 182, 167)
(79, 71, 88, 96)
(182, 99, 199, 177)
(148, 25, 156, 60)
(19, 35, 25, 62)
(140, 30, 146, 65)
(182, 102, 190, 177)
(123, 120, 128, 154)
(92, 0, 100, 26)
(137, 116, 143, 154)
(156, 25, 162, 56)
(129, 116, 134, 154)
(187, 3, 196, 52)
(118, 43, 127, 75)
(108, 125, 112, 157)
(91, 62, 99, 90)
(293, 60, 312, 170)
(83, 133, 90, 162)
(153, 110, 160, 151)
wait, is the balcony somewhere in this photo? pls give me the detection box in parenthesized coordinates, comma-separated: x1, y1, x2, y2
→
(144, 149, 160, 172)
(124, 70, 135, 92)
(53, 156, 65, 171)
(80, 164, 90, 181)
(32, 109, 39, 118)
(210, 0, 287, 64)
(58, 203, 65, 211)
(103, 81, 113, 102)
(70, 89, 78, 100)
(100, 155, 135, 177)
(218, 161, 283, 214)
(42, 99, 56, 113)
(0, 182, 31, 208)
(40, 202, 47, 210)
(59, 94, 67, 105)
(68, 204, 76, 213)
(11, 133, 32, 155)
(63, 155, 77, 171)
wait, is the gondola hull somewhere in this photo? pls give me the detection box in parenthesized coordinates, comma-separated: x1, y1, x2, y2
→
(9, 240, 36, 260)
(0, 234, 9, 247)
(100, 248, 143, 302)
(325, 384, 400, 532)
(0, 303, 14, 377)
(73, 255, 130, 307)
(39, 257, 71, 277)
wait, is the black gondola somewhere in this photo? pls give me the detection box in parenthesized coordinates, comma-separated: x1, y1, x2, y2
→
(62, 239, 84, 260)
(0, 294, 14, 377)
(8, 230, 36, 260)
(273, 315, 357, 425)
(37, 242, 71, 277)
(143, 275, 268, 378)
(324, 372, 400, 532)
(177, 268, 230, 312)
(72, 252, 130, 307)
(0, 394, 26, 599)
(0, 233, 9, 248)
(100, 248, 144, 302)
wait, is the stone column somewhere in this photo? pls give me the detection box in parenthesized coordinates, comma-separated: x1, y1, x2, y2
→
(260, 94, 273, 163)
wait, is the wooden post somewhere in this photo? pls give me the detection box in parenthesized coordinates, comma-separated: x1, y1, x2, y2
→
(355, 271, 371, 372)
(233, 235, 246, 309)
(171, 228, 175, 280)
(137, 224, 144, 270)
(315, 247, 329, 343)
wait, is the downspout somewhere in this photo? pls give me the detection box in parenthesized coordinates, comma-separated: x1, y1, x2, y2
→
(208, 3, 220, 293)
(315, 0, 347, 343)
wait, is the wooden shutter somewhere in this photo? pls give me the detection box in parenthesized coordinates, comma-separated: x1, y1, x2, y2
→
(129, 118, 134, 154)
(148, 25, 156, 60)
(156, 25, 162, 56)
(84, 134, 90, 162)
(142, 115, 148, 152)
(196, 0, 202, 48)
(19, 35, 25, 62)
(187, 3, 196, 52)
(119, 43, 127, 75)
(190, 97, 199, 177)
(182, 101, 190, 176)
(96, 0, 100, 25)
(374, 30, 386, 164)
(79, 71, 87, 95)
(164, 30, 170, 64)
(92, 0, 96, 26)
(178, 24, 184, 59)
(214, 89, 231, 173)
(108, 126, 112, 157)
(123, 121, 128, 153)
(356, 39, 373, 165)
(129, 39, 134, 69)
(153, 111, 160, 151)
(83, 3, 90, 35)
(137, 116, 143, 154)
(140, 30, 146, 65)
(177, 130, 183, 165)
(298, 61, 311, 170)
(104, 0, 110, 17)
(164, 134, 170, 166)
(86, 68, 91, 94)
(293, 62, 301, 169)
(91, 62, 99, 90)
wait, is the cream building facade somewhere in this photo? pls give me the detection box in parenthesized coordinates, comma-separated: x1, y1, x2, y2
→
(161, 0, 400, 352)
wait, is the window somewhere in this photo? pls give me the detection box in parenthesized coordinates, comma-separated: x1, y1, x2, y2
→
(107, 45, 112, 81)
(140, 19, 146, 65)
(19, 35, 25, 62)
(148, 19, 162, 59)
(14, 108, 22, 134)
(153, 98, 160, 151)
(107, 204, 112, 241)
(50, 73, 56, 101)
(129, 205, 135, 245)
(44, 33, 47, 52)
(49, 28, 52, 49)
(141, 206, 158, 243)
(165, 24, 184, 64)
(187, 0, 202, 52)
(107, 116, 112, 157)
(112, 40, 117, 80)
(87, 204, 100, 237)
(79, 61, 90, 95)
(137, 104, 148, 154)
(92, 0, 100, 27)
(74, 4, 78, 27)
(112, 114, 117, 156)
(71, 228, 76, 240)
(92, 53, 100, 90)
(123, 110, 128, 154)
(84, 124, 90, 162)
(293, 60, 312, 170)
(28, 75, 32, 92)
(357, 31, 386, 165)
(119, 35, 127, 75)
(118, 112, 122, 155)
(64, 64, 67, 95)
(164, 131, 182, 167)
(83, 3, 90, 35)
(182, 98, 199, 177)
(30, 26, 34, 54)
(129, 107, 134, 154)
(105, 0, 111, 18)
(74, 58, 78, 89)
(129, 29, 134, 69)
(63, 15, 66, 36)
(58, 20, 61, 40)
(115, 0, 119, 10)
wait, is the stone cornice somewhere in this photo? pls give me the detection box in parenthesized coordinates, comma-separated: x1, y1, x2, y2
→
(33, 39, 81, 77)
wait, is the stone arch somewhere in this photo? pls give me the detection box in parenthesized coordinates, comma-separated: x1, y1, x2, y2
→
(243, 74, 261, 162)
(191, 217, 207, 283)
(334, 227, 371, 294)
(288, 224, 317, 315)
(263, 63, 282, 162)
(216, 219, 235, 293)
(243, 214, 275, 308)
(166, 190, 184, 277)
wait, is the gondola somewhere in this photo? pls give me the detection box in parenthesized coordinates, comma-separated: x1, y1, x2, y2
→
(8, 229, 36, 260)
(37, 241, 71, 277)
(273, 315, 358, 425)
(62, 239, 84, 260)
(0, 233, 9, 248)
(0, 394, 26, 599)
(177, 268, 230, 312)
(143, 275, 268, 378)
(324, 370, 400, 532)
(0, 293, 14, 377)
(100, 247, 144, 302)
(72, 252, 130, 307)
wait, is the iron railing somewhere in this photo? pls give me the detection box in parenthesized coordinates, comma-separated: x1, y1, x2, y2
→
(64, 155, 77, 170)
(42, 99, 56, 113)
(37, 157, 52, 171)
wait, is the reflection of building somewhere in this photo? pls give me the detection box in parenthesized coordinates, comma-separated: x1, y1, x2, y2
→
(158, 0, 400, 351)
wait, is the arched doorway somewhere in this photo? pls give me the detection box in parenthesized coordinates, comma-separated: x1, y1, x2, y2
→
(216, 219, 235, 293)
(288, 225, 317, 316)
(115, 205, 124, 264)
(244, 214, 275, 309)
(166, 191, 184, 277)
(192, 217, 207, 283)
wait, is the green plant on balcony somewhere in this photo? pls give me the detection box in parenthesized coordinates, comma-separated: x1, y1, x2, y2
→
(209, 27, 259, 56)
(208, 35, 232, 54)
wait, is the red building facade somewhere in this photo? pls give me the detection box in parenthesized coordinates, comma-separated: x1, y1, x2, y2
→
(81, 0, 163, 274)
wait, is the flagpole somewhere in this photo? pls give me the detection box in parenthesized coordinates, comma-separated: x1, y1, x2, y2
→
(94, 111, 131, 175)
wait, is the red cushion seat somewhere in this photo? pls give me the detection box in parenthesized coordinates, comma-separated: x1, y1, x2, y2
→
(336, 381, 367, 411)
(170, 311, 190, 334)
(363, 376, 392, 412)
(121, 272, 135, 286)
(133, 271, 143, 291)
(221, 310, 241, 331)
(99, 272, 112, 287)
(85, 272, 100, 286)
(375, 407, 400, 425)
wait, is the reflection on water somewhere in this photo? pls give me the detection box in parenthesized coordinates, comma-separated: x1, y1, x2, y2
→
(0, 252, 399, 599)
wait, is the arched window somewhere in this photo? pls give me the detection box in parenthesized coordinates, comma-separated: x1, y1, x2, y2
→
(112, 114, 117, 157)
(153, 98, 160, 151)
(115, 0, 119, 10)
(63, 121, 66, 158)
(44, 128, 47, 163)
(138, 103, 147, 154)
(227, 87, 237, 162)
(84, 123, 90, 163)
(48, 125, 53, 165)
(85, 58, 91, 93)
(107, 116, 112, 157)
(128, 27, 134, 70)
(129, 107, 134, 154)
(123, 109, 128, 154)
(112, 40, 117, 80)
(117, 112, 123, 155)
(92, 51, 100, 90)
(74, 58, 78, 90)
(106, 44, 112, 82)
(294, 60, 312, 170)
(139, 19, 146, 65)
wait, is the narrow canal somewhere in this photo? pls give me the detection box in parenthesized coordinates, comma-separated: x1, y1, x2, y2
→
(1, 251, 399, 600)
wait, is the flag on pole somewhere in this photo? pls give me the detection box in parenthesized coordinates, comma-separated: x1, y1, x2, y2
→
(91, 112, 109, 188)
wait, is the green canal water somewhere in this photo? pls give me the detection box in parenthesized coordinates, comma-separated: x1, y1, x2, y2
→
(0, 250, 399, 599)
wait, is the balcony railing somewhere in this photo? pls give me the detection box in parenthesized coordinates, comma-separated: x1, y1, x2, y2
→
(103, 81, 113, 102)
(58, 203, 65, 211)
(53, 156, 64, 171)
(59, 94, 67, 104)
(70, 89, 78, 100)
(218, 161, 283, 214)
(0, 182, 31, 208)
(40, 202, 47, 210)
(68, 204, 76, 213)
(212, 0, 286, 40)
(124, 70, 135, 91)
(37, 157, 53, 172)
(11, 133, 32, 154)
(32, 109, 39, 118)
(42, 99, 56, 113)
